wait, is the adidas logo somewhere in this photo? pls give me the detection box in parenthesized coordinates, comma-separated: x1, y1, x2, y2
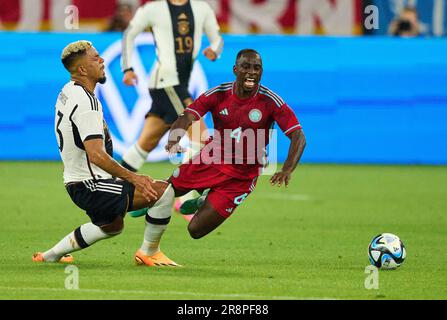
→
(225, 208, 234, 213)
(178, 13, 188, 20)
(220, 108, 229, 116)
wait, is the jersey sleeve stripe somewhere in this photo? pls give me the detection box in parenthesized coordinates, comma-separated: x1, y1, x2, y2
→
(262, 86, 285, 104)
(86, 88, 98, 111)
(80, 87, 98, 111)
(260, 86, 285, 107)
(215, 38, 224, 57)
(74, 83, 96, 111)
(84, 134, 103, 141)
(259, 89, 283, 108)
(204, 85, 232, 97)
(284, 124, 302, 135)
(83, 88, 94, 110)
(185, 107, 201, 119)
(204, 82, 233, 96)
(204, 86, 231, 97)
(122, 28, 131, 71)
(260, 87, 284, 105)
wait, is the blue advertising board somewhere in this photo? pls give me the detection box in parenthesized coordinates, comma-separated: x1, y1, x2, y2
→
(0, 32, 446, 164)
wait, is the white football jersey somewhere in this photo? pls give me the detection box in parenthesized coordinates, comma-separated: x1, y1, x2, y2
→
(122, 0, 223, 89)
(55, 81, 113, 183)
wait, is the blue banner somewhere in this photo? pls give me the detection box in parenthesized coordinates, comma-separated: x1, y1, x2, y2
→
(0, 32, 446, 164)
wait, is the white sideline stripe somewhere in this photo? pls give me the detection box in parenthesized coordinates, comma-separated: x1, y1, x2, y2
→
(257, 193, 311, 201)
(0, 286, 336, 300)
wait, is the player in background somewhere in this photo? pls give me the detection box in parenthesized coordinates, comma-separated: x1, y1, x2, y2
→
(120, 0, 223, 212)
(32, 41, 180, 267)
(136, 49, 306, 253)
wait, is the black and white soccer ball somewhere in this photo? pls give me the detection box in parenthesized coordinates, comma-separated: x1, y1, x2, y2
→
(368, 233, 406, 270)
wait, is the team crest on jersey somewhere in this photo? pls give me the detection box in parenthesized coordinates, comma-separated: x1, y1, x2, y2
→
(249, 109, 262, 123)
(178, 14, 190, 35)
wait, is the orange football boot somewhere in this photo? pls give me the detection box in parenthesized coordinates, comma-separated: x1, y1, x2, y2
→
(32, 252, 74, 263)
(134, 249, 181, 267)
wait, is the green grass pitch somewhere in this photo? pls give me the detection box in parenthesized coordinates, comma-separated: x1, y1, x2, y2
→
(0, 161, 446, 300)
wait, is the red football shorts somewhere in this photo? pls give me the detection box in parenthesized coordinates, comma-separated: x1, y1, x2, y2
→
(169, 163, 258, 218)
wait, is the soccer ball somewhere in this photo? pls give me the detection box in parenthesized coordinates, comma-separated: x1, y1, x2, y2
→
(368, 233, 406, 270)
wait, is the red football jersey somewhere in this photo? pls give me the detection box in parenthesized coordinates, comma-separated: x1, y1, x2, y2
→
(185, 82, 302, 179)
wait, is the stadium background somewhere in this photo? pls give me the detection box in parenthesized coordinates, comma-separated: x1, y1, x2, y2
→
(0, 0, 446, 302)
(1, 0, 446, 164)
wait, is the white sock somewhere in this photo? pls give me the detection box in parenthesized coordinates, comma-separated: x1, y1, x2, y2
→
(42, 222, 112, 262)
(179, 142, 202, 206)
(179, 191, 195, 203)
(122, 143, 149, 171)
(140, 185, 174, 256)
(141, 223, 167, 256)
(178, 142, 200, 204)
(42, 231, 80, 262)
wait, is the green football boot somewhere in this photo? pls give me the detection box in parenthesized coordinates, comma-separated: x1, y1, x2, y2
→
(179, 190, 209, 215)
(127, 207, 148, 218)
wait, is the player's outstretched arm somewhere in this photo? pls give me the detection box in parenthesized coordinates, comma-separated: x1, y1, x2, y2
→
(203, 2, 223, 60)
(84, 138, 158, 201)
(121, 4, 152, 85)
(165, 112, 197, 153)
(270, 130, 306, 187)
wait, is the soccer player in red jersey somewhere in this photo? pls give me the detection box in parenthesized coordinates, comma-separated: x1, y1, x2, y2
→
(161, 48, 306, 239)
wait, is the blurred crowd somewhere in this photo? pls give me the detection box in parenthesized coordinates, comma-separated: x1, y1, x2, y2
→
(104, 2, 425, 37)
(0, 0, 441, 37)
(106, 3, 134, 32)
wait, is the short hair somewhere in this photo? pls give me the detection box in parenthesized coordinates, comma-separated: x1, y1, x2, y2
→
(235, 48, 260, 63)
(61, 40, 92, 71)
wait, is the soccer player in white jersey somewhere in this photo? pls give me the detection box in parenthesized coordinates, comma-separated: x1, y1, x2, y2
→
(32, 40, 181, 267)
(120, 0, 223, 212)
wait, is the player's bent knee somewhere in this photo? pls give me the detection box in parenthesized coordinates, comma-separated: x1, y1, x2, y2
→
(100, 216, 124, 236)
(187, 223, 205, 239)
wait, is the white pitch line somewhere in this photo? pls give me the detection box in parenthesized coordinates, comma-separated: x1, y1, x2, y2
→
(0, 286, 336, 300)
